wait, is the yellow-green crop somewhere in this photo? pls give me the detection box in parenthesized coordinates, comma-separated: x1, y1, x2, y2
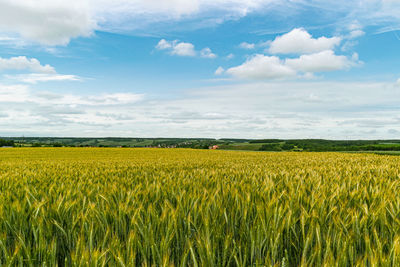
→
(0, 148, 400, 266)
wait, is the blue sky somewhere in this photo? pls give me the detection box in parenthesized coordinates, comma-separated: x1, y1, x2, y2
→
(0, 0, 400, 138)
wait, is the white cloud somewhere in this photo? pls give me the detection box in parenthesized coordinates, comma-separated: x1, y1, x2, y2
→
(155, 39, 172, 50)
(239, 42, 255, 49)
(4, 73, 81, 84)
(343, 21, 365, 39)
(34, 89, 143, 107)
(156, 39, 196, 57)
(226, 53, 235, 60)
(93, 0, 399, 39)
(94, 0, 201, 19)
(0, 83, 31, 103)
(40, 92, 144, 106)
(0, 0, 273, 45)
(396, 78, 400, 87)
(340, 21, 365, 51)
(224, 28, 360, 80)
(0, 56, 80, 84)
(225, 49, 358, 80)
(268, 28, 341, 54)
(348, 30, 365, 39)
(0, 36, 15, 41)
(93, 0, 272, 26)
(156, 39, 216, 58)
(2, 80, 400, 138)
(85, 93, 144, 105)
(226, 54, 296, 80)
(171, 42, 196, 56)
(0, 0, 399, 46)
(0, 0, 95, 46)
(215, 66, 224, 75)
(200, 47, 217, 58)
(0, 56, 55, 73)
(0, 82, 146, 136)
(285, 50, 356, 73)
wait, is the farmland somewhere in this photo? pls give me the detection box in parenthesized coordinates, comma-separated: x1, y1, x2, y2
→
(1, 148, 400, 266)
(5, 137, 400, 153)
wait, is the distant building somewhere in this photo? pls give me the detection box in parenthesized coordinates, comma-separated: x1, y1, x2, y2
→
(210, 145, 219, 150)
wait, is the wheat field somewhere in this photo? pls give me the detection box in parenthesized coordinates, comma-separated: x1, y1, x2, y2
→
(0, 148, 400, 266)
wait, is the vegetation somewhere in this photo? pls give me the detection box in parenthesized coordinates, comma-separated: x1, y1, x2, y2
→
(259, 143, 282, 151)
(0, 138, 14, 147)
(218, 142, 267, 151)
(256, 139, 400, 152)
(5, 137, 400, 152)
(0, 148, 400, 265)
(7, 137, 217, 148)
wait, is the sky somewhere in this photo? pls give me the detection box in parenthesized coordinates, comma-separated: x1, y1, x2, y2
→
(0, 0, 400, 139)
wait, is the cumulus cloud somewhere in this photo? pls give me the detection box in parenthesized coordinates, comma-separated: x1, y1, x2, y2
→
(200, 47, 217, 58)
(239, 42, 255, 49)
(224, 49, 359, 80)
(222, 28, 361, 80)
(285, 50, 357, 72)
(156, 39, 195, 56)
(0, 56, 80, 84)
(0, 56, 55, 73)
(268, 28, 341, 54)
(225, 54, 296, 80)
(155, 39, 172, 50)
(156, 39, 216, 58)
(0, 0, 95, 46)
(225, 50, 361, 80)
(215, 66, 224, 75)
(171, 42, 196, 57)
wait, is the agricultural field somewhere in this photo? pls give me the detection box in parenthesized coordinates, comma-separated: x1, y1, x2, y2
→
(1, 148, 400, 266)
(217, 142, 268, 151)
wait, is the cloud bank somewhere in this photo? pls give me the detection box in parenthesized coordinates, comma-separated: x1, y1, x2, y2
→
(1, 80, 399, 138)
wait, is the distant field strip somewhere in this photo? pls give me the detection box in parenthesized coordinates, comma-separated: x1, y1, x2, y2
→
(0, 148, 400, 266)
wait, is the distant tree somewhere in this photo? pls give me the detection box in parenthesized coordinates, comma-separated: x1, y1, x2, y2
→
(281, 143, 295, 150)
(259, 144, 282, 151)
(0, 139, 14, 147)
